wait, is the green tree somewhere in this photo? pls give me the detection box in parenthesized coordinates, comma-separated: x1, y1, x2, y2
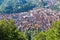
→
(52, 20, 60, 40)
(32, 31, 46, 40)
(46, 29, 57, 40)
(32, 20, 60, 40)
(46, 20, 60, 40)
(0, 19, 27, 40)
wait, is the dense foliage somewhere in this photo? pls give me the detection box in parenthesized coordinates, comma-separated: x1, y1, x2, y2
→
(0, 19, 60, 40)
(0, 19, 27, 40)
(32, 20, 60, 40)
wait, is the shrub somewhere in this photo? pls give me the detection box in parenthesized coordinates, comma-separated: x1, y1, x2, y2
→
(0, 19, 27, 40)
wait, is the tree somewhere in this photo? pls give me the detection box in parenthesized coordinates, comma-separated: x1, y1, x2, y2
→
(32, 20, 60, 40)
(32, 31, 46, 40)
(46, 29, 57, 40)
(52, 20, 60, 40)
(0, 19, 27, 40)
(46, 20, 60, 40)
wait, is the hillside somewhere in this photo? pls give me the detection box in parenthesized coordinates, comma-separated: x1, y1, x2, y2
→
(0, 0, 58, 13)
(0, 8, 60, 31)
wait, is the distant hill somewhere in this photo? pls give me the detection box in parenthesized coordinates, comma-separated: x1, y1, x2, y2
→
(0, 0, 58, 13)
(0, 0, 36, 13)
